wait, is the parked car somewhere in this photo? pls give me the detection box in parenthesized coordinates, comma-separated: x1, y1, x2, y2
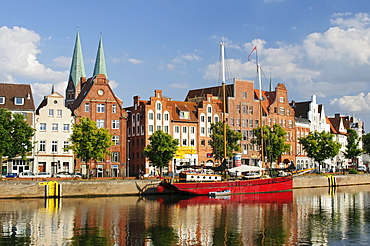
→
(4, 173, 17, 178)
(70, 173, 84, 178)
(56, 172, 72, 178)
(36, 172, 52, 178)
(357, 166, 367, 172)
(18, 172, 36, 178)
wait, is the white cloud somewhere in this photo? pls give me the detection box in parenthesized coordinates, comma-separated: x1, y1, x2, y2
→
(128, 58, 143, 64)
(52, 56, 71, 68)
(330, 92, 370, 112)
(0, 26, 67, 83)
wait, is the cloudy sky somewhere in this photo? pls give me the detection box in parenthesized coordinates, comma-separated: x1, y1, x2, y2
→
(1, 0, 370, 130)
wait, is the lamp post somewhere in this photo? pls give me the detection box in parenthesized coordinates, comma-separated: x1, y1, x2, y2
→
(127, 140, 130, 177)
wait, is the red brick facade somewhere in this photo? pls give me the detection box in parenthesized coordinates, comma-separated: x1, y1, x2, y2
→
(71, 74, 127, 177)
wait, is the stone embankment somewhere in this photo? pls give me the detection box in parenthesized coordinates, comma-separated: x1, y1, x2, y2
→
(0, 174, 369, 199)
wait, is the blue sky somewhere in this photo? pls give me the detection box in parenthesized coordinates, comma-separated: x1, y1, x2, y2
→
(1, 0, 370, 130)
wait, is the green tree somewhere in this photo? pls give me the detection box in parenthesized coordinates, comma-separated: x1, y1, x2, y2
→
(143, 130, 178, 175)
(362, 132, 370, 155)
(251, 124, 290, 165)
(65, 117, 113, 178)
(299, 130, 341, 173)
(0, 108, 35, 167)
(210, 121, 242, 162)
(343, 128, 362, 166)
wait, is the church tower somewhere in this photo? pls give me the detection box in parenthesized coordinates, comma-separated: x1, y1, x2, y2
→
(65, 31, 86, 108)
(93, 36, 107, 78)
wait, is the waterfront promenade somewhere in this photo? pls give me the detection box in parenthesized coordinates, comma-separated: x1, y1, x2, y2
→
(1, 174, 370, 199)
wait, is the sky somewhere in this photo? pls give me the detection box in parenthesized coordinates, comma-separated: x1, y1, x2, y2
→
(1, 0, 370, 131)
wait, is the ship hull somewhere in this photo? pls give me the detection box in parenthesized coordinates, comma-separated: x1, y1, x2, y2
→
(159, 176, 293, 195)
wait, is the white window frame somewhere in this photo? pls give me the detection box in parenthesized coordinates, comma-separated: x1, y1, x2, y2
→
(48, 109, 54, 116)
(39, 140, 46, 152)
(97, 104, 105, 113)
(51, 123, 58, 131)
(63, 124, 70, 132)
(0, 96, 5, 104)
(51, 140, 58, 153)
(85, 103, 90, 112)
(112, 120, 120, 129)
(14, 97, 24, 105)
(40, 123, 46, 131)
(97, 119, 105, 128)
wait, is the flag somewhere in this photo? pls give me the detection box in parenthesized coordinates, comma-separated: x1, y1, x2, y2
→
(248, 46, 257, 61)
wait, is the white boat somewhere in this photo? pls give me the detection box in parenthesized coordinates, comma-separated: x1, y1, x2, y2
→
(209, 189, 231, 197)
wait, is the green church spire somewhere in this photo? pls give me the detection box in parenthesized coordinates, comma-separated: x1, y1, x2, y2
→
(93, 36, 107, 78)
(69, 31, 86, 88)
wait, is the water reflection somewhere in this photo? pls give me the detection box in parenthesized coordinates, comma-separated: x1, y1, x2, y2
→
(0, 185, 370, 245)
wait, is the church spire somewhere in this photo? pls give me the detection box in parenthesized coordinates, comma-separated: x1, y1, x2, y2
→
(69, 31, 86, 88)
(93, 36, 107, 78)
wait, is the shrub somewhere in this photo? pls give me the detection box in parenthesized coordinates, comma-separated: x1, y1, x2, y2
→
(349, 169, 359, 174)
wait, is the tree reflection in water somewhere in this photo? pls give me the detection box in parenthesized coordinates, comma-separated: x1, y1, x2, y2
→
(70, 226, 111, 246)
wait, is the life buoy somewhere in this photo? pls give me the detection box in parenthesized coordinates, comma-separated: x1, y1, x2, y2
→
(157, 186, 165, 193)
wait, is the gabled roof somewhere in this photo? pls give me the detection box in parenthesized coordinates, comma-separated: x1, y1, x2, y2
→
(185, 84, 234, 101)
(291, 101, 310, 119)
(167, 101, 198, 122)
(93, 36, 107, 78)
(69, 31, 86, 88)
(35, 92, 64, 115)
(0, 83, 35, 110)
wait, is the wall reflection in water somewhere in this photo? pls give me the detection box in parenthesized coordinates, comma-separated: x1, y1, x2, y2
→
(0, 185, 370, 245)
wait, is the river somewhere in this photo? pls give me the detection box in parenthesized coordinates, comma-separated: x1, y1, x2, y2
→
(1, 185, 370, 245)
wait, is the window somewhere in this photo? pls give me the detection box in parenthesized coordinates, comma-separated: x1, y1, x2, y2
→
(14, 97, 24, 105)
(236, 105, 240, 113)
(57, 110, 62, 117)
(63, 141, 69, 153)
(156, 113, 161, 120)
(48, 109, 54, 116)
(279, 97, 285, 103)
(182, 139, 187, 146)
(148, 112, 154, 120)
(149, 125, 154, 134)
(190, 139, 195, 146)
(39, 140, 46, 152)
(141, 125, 144, 134)
(112, 120, 120, 129)
(190, 126, 195, 134)
(249, 106, 253, 114)
(280, 107, 285, 115)
(97, 119, 105, 128)
(0, 97, 4, 104)
(201, 140, 205, 146)
(174, 126, 180, 133)
(242, 130, 248, 141)
(112, 136, 120, 145)
(52, 123, 58, 131)
(274, 107, 277, 114)
(207, 106, 212, 113)
(136, 114, 140, 122)
(201, 127, 205, 134)
(51, 140, 58, 153)
(162, 125, 168, 133)
(156, 102, 161, 110)
(157, 125, 161, 131)
(164, 113, 169, 121)
(40, 123, 46, 131)
(214, 116, 219, 123)
(179, 111, 190, 119)
(183, 126, 187, 133)
(112, 104, 117, 113)
(97, 104, 105, 113)
(63, 124, 70, 131)
(208, 116, 212, 123)
(200, 115, 205, 122)
(85, 103, 90, 112)
(112, 152, 120, 162)
(243, 91, 247, 98)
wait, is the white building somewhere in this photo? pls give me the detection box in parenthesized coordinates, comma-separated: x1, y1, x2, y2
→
(34, 92, 74, 174)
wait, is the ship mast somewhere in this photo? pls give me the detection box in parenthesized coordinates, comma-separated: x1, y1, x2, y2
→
(220, 42, 227, 163)
(256, 50, 264, 167)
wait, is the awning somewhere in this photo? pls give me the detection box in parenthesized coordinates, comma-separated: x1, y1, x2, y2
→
(228, 165, 265, 173)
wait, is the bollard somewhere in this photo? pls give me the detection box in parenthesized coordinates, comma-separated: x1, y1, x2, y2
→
(39, 181, 61, 198)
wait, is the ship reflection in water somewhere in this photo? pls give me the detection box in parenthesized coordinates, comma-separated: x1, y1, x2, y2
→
(1, 186, 370, 245)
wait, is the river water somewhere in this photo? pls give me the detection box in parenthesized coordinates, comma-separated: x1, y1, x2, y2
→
(1, 185, 370, 245)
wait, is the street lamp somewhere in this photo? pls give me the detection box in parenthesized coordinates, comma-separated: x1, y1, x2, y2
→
(127, 140, 130, 177)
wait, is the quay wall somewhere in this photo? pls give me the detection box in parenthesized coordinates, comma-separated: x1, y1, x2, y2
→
(1, 174, 370, 199)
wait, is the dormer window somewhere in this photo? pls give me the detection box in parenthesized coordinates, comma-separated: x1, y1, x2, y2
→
(179, 111, 190, 119)
(14, 97, 24, 105)
(0, 96, 4, 104)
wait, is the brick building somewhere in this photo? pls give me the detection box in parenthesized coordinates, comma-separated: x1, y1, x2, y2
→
(65, 33, 127, 177)
(125, 90, 222, 176)
(186, 78, 296, 168)
(0, 83, 35, 174)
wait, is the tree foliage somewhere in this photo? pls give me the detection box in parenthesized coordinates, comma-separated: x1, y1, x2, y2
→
(65, 117, 113, 178)
(251, 124, 290, 164)
(143, 130, 178, 174)
(362, 132, 370, 155)
(0, 108, 35, 166)
(210, 121, 242, 162)
(299, 130, 341, 170)
(343, 128, 362, 164)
